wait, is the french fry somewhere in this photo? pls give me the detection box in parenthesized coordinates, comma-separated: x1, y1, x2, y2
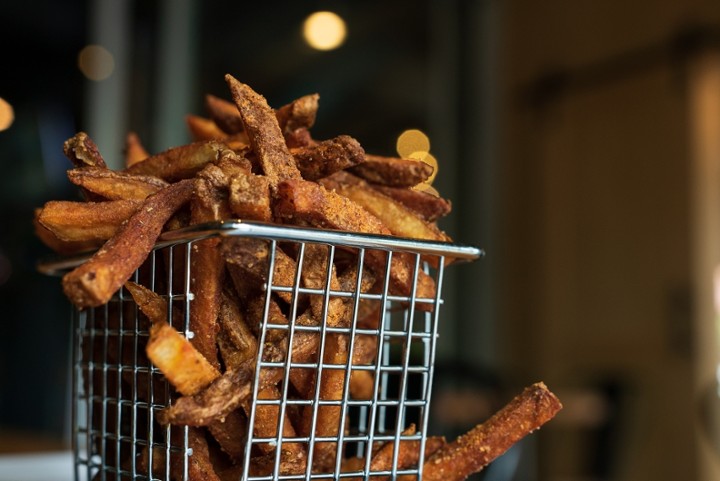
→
(125, 141, 226, 181)
(224, 74, 302, 185)
(421, 382, 562, 481)
(124, 131, 150, 167)
(62, 178, 195, 307)
(186, 113, 234, 141)
(63, 131, 107, 169)
(228, 171, 272, 222)
(274, 93, 320, 133)
(322, 173, 452, 243)
(205, 93, 246, 134)
(36, 199, 141, 243)
(372, 183, 452, 222)
(291, 135, 365, 181)
(349, 154, 434, 187)
(67, 167, 168, 201)
(33, 214, 100, 255)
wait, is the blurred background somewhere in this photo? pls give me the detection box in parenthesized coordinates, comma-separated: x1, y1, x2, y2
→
(4, 0, 720, 480)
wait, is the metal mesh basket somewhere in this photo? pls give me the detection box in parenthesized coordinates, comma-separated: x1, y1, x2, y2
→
(39, 221, 481, 481)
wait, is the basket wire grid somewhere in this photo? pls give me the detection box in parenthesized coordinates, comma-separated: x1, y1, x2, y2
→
(41, 221, 481, 481)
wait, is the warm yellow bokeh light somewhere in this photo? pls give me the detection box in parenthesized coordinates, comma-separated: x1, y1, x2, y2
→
(396, 129, 430, 158)
(303, 11, 347, 51)
(0, 97, 14, 132)
(78, 44, 115, 81)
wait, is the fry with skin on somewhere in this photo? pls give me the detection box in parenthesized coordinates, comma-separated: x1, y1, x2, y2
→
(62, 178, 195, 308)
(225, 74, 302, 186)
(349, 154, 434, 187)
(64, 131, 107, 169)
(228, 171, 272, 222)
(67, 167, 168, 201)
(125, 141, 226, 181)
(274, 93, 320, 133)
(36, 199, 141, 243)
(33, 214, 100, 255)
(186, 113, 233, 141)
(290, 135, 365, 181)
(421, 382, 562, 481)
(321, 172, 452, 243)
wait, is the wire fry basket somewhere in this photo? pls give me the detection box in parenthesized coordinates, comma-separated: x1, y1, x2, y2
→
(39, 221, 482, 481)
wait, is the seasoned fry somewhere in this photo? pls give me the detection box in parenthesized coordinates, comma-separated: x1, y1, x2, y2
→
(125, 141, 226, 181)
(36, 199, 141, 243)
(322, 173, 451, 243)
(124, 131, 150, 167)
(67, 167, 168, 201)
(205, 93, 246, 134)
(64, 131, 107, 169)
(373, 183, 452, 222)
(228, 171, 272, 221)
(186, 113, 233, 141)
(421, 382, 562, 481)
(350, 154, 433, 187)
(33, 214, 100, 255)
(225, 74, 302, 185)
(274, 93, 320, 133)
(62, 178, 195, 307)
(146, 321, 221, 396)
(291, 135, 365, 181)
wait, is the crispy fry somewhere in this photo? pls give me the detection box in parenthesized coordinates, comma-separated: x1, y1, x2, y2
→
(323, 174, 452, 243)
(124, 131, 150, 167)
(64, 132, 107, 169)
(422, 382, 562, 481)
(225, 74, 302, 185)
(186, 113, 233, 141)
(350, 154, 433, 187)
(67, 167, 168, 201)
(205, 93, 246, 134)
(62, 179, 195, 307)
(366, 425, 420, 481)
(146, 321, 221, 396)
(33, 213, 100, 255)
(291, 135, 365, 181)
(228, 171, 272, 221)
(300, 332, 349, 471)
(373, 183, 452, 222)
(125, 141, 225, 181)
(36, 199, 141, 243)
(275, 93, 320, 133)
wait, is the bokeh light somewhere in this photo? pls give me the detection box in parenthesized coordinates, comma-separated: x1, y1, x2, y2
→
(0, 97, 14, 131)
(396, 129, 430, 158)
(303, 11, 347, 51)
(78, 44, 115, 81)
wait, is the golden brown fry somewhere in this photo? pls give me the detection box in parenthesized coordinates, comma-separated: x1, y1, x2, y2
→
(125, 141, 225, 181)
(372, 183, 452, 222)
(205, 93, 246, 134)
(350, 154, 433, 187)
(186, 113, 233, 141)
(146, 321, 221, 397)
(217, 290, 258, 368)
(275, 93, 320, 133)
(228, 171, 272, 221)
(67, 167, 168, 201)
(33, 213, 100, 255)
(324, 176, 452, 243)
(366, 425, 421, 481)
(291, 135, 365, 181)
(300, 332, 348, 471)
(62, 179, 195, 308)
(124, 131, 150, 167)
(63, 132, 107, 169)
(37, 199, 141, 243)
(422, 382, 562, 481)
(273, 179, 390, 235)
(157, 366, 254, 426)
(225, 74, 302, 185)
(223, 238, 298, 304)
(124, 281, 169, 325)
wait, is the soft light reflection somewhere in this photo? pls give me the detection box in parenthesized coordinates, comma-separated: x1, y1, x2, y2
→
(78, 44, 115, 81)
(396, 129, 430, 158)
(303, 11, 347, 51)
(0, 97, 14, 131)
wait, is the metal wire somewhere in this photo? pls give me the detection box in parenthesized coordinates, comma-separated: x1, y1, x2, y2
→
(44, 222, 482, 481)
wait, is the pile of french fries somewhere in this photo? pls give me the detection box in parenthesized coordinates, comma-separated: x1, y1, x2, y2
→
(35, 74, 561, 480)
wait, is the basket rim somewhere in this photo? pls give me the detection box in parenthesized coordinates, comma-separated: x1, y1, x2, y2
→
(36, 219, 483, 276)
